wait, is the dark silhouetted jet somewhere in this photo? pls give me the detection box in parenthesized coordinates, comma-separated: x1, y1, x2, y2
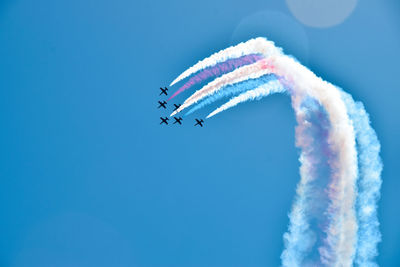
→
(173, 117, 183, 125)
(160, 117, 169, 125)
(159, 87, 168, 96)
(158, 101, 167, 109)
(194, 119, 204, 127)
(173, 104, 181, 111)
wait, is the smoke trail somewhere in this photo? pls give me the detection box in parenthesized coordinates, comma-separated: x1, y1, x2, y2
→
(206, 80, 284, 118)
(176, 52, 359, 266)
(186, 75, 277, 115)
(171, 59, 273, 116)
(340, 91, 382, 267)
(282, 96, 335, 267)
(254, 55, 359, 267)
(168, 54, 264, 100)
(169, 37, 280, 86)
(168, 37, 382, 267)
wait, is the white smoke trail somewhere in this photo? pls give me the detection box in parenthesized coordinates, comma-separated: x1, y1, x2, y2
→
(206, 80, 284, 118)
(169, 37, 280, 86)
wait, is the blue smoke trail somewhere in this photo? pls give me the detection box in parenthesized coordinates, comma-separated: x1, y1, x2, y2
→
(340, 91, 383, 267)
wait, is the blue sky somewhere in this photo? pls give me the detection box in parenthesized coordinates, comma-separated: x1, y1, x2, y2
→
(0, 0, 399, 266)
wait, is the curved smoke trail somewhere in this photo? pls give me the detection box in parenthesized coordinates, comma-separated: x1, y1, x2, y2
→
(168, 54, 264, 100)
(169, 37, 382, 267)
(186, 74, 277, 116)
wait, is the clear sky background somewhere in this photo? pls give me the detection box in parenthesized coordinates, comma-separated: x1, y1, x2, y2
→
(0, 0, 399, 266)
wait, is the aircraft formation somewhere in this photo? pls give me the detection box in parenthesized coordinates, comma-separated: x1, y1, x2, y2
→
(158, 87, 204, 127)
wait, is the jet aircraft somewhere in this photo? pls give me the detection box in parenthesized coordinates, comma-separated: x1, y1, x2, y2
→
(173, 104, 181, 111)
(160, 117, 169, 125)
(158, 101, 167, 109)
(159, 87, 168, 96)
(194, 119, 204, 127)
(173, 117, 183, 125)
